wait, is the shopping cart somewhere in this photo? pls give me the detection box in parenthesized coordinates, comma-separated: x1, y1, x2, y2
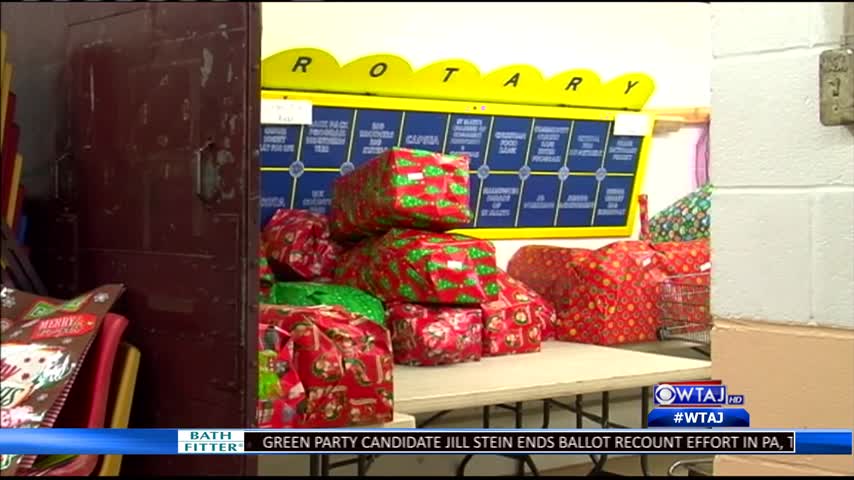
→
(657, 272, 711, 349)
(668, 458, 713, 476)
(658, 272, 713, 477)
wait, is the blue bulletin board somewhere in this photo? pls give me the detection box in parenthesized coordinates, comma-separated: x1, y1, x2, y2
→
(259, 49, 655, 240)
(260, 91, 652, 240)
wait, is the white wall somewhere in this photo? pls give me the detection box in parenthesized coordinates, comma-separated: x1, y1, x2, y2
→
(710, 2, 854, 330)
(259, 2, 712, 476)
(262, 1, 712, 268)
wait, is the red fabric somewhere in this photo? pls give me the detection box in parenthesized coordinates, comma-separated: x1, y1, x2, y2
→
(388, 303, 482, 366)
(330, 148, 472, 242)
(554, 241, 668, 346)
(262, 209, 342, 282)
(259, 305, 393, 428)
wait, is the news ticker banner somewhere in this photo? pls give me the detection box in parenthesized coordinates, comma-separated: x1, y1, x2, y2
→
(0, 429, 850, 456)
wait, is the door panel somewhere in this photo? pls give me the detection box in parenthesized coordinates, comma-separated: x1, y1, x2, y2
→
(62, 4, 259, 475)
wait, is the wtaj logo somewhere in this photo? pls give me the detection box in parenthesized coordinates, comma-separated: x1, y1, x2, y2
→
(654, 381, 744, 407)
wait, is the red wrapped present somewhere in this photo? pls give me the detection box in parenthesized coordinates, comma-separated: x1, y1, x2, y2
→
(638, 194, 651, 241)
(262, 209, 342, 281)
(330, 147, 473, 242)
(653, 239, 711, 281)
(259, 304, 393, 428)
(480, 270, 550, 356)
(334, 228, 499, 305)
(652, 240, 711, 330)
(388, 303, 482, 366)
(257, 323, 305, 428)
(507, 245, 593, 308)
(554, 241, 668, 346)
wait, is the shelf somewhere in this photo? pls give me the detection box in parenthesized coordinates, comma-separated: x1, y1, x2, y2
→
(646, 107, 710, 134)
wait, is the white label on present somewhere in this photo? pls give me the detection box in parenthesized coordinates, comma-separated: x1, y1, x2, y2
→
(700, 262, 711, 272)
(407, 173, 424, 181)
(447, 260, 464, 270)
(614, 113, 652, 137)
(641, 257, 652, 267)
(261, 99, 313, 125)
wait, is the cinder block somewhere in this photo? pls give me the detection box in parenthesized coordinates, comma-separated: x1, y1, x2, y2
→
(712, 49, 854, 187)
(810, 2, 848, 46)
(712, 3, 810, 57)
(811, 190, 854, 329)
(712, 320, 854, 475)
(711, 191, 812, 323)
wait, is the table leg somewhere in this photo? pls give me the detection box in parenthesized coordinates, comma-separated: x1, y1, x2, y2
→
(640, 386, 651, 477)
(542, 399, 551, 429)
(321, 455, 331, 476)
(515, 401, 526, 477)
(309, 455, 320, 476)
(588, 392, 610, 476)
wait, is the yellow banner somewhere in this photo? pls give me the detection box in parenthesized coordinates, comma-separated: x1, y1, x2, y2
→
(261, 48, 655, 111)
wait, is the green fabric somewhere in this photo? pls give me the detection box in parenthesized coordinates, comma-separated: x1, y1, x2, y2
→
(649, 183, 713, 243)
(268, 282, 385, 326)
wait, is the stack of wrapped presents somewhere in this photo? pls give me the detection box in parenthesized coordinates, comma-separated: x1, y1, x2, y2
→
(256, 148, 556, 428)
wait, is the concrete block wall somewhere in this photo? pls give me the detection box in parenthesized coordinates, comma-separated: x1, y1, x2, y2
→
(711, 1, 854, 330)
(710, 2, 854, 476)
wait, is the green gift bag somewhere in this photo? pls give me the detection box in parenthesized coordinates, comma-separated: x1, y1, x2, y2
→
(268, 282, 385, 326)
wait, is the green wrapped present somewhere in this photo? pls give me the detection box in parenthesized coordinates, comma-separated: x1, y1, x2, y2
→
(649, 183, 712, 243)
(268, 282, 385, 326)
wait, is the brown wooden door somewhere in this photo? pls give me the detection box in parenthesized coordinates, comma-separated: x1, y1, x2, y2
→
(61, 3, 261, 475)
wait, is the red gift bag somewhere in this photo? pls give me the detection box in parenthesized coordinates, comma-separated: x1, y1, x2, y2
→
(259, 304, 393, 428)
(388, 303, 482, 366)
(262, 209, 342, 281)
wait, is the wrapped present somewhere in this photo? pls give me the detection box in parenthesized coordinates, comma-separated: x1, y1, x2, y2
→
(268, 282, 385, 326)
(262, 209, 342, 281)
(257, 324, 305, 428)
(334, 229, 499, 305)
(507, 245, 595, 321)
(388, 303, 482, 366)
(653, 239, 711, 280)
(648, 184, 712, 243)
(330, 148, 472, 241)
(480, 271, 549, 356)
(259, 242, 275, 302)
(638, 194, 651, 241)
(259, 304, 393, 428)
(554, 241, 668, 346)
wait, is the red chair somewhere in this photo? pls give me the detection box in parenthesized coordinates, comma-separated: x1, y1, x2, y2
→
(23, 314, 129, 477)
